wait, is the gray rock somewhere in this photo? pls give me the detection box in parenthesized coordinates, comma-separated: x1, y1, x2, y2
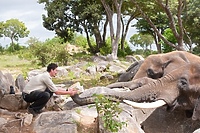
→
(33, 111, 78, 133)
(0, 71, 10, 96)
(0, 94, 26, 111)
(86, 65, 97, 75)
(15, 74, 26, 92)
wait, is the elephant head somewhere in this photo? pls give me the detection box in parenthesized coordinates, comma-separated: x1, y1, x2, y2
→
(107, 51, 200, 89)
(133, 51, 197, 80)
(71, 63, 200, 120)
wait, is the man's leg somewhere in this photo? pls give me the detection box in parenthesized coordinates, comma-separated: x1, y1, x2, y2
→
(23, 88, 53, 114)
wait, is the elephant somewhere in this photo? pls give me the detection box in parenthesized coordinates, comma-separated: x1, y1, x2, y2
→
(71, 62, 200, 120)
(107, 51, 200, 89)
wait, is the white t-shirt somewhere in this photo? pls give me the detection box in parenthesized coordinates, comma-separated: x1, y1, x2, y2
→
(23, 72, 58, 94)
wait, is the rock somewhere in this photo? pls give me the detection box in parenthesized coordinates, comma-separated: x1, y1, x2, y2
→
(0, 71, 10, 96)
(109, 65, 125, 73)
(0, 93, 26, 111)
(33, 111, 78, 133)
(15, 74, 26, 92)
(0, 117, 7, 126)
(86, 65, 97, 75)
(24, 113, 33, 126)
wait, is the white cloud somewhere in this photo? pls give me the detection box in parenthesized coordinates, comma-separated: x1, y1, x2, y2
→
(0, 0, 55, 47)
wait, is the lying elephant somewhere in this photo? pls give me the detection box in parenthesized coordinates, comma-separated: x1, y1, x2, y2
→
(107, 51, 200, 89)
(71, 63, 200, 120)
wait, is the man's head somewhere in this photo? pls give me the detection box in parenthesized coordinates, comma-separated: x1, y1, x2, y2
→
(47, 63, 58, 77)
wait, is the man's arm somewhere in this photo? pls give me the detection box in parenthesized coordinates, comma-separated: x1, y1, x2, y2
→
(54, 87, 77, 96)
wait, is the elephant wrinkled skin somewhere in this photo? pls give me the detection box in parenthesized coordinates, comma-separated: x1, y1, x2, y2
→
(71, 51, 200, 120)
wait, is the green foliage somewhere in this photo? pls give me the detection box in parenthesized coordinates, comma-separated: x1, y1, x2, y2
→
(39, 0, 74, 42)
(99, 37, 112, 55)
(100, 37, 133, 57)
(25, 37, 70, 67)
(54, 44, 69, 66)
(183, 0, 200, 45)
(0, 21, 4, 38)
(134, 49, 157, 57)
(71, 34, 88, 48)
(67, 71, 76, 80)
(1, 19, 30, 46)
(192, 46, 200, 56)
(5, 43, 26, 53)
(129, 33, 154, 51)
(92, 94, 127, 132)
(118, 41, 133, 57)
(99, 45, 112, 56)
(161, 28, 176, 53)
(0, 45, 4, 54)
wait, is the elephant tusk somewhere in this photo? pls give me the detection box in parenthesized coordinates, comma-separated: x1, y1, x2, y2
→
(123, 99, 166, 109)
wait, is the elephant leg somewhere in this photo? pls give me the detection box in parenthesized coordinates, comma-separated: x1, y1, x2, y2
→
(107, 77, 155, 90)
(118, 60, 143, 82)
(106, 80, 140, 90)
(192, 97, 200, 120)
(129, 77, 156, 90)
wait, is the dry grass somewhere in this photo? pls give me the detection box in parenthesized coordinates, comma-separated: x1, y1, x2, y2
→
(0, 54, 33, 78)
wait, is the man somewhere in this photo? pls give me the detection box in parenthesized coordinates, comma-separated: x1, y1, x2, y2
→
(22, 63, 77, 116)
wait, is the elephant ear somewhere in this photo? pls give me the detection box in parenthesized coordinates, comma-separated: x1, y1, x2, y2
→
(192, 97, 200, 120)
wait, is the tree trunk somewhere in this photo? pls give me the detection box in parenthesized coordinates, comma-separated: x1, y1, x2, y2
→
(101, 0, 123, 60)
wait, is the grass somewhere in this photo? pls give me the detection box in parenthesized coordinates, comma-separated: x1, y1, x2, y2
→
(0, 54, 34, 78)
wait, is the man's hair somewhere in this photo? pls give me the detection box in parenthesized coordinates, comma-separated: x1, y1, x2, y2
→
(47, 63, 58, 72)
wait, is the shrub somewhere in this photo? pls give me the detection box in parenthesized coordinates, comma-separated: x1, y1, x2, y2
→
(91, 94, 127, 132)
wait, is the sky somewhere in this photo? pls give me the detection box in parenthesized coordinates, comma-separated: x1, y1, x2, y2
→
(0, 0, 55, 47)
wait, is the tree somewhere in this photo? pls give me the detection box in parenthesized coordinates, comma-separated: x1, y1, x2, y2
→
(39, 0, 74, 42)
(162, 28, 177, 53)
(0, 21, 4, 38)
(129, 33, 154, 51)
(131, 0, 187, 52)
(101, 0, 123, 60)
(2, 19, 30, 49)
(69, 0, 107, 53)
(182, 0, 200, 50)
(134, 10, 169, 53)
(39, 0, 107, 54)
(120, 1, 140, 51)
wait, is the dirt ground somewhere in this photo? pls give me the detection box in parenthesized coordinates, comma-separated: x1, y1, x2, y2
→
(0, 109, 35, 133)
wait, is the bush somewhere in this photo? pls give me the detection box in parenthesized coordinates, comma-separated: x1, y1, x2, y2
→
(91, 94, 127, 132)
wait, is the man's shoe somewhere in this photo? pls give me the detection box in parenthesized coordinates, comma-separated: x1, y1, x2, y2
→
(27, 107, 38, 117)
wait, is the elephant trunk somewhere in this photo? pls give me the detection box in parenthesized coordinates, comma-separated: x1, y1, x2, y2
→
(72, 77, 179, 106)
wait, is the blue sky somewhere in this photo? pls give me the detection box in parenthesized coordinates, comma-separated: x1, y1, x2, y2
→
(0, 0, 55, 47)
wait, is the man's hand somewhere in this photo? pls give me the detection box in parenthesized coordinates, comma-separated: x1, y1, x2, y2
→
(69, 90, 78, 96)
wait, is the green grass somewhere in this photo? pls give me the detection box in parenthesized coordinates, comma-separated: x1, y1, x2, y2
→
(0, 54, 34, 78)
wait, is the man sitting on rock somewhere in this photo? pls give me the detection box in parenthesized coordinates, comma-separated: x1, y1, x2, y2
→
(22, 63, 77, 116)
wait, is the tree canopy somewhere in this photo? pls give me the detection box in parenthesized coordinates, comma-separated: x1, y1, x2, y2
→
(0, 19, 30, 46)
(38, 0, 200, 56)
